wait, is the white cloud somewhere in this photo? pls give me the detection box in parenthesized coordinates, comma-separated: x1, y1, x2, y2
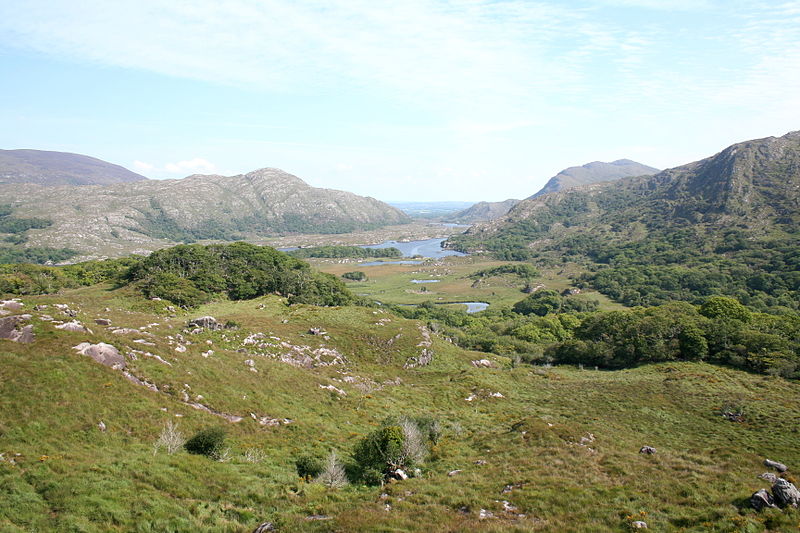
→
(163, 158, 218, 174)
(132, 160, 154, 172)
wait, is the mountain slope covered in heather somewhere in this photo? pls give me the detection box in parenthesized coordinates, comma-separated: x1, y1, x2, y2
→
(0, 149, 148, 186)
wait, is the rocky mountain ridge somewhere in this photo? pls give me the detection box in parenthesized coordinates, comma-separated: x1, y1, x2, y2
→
(0, 167, 410, 259)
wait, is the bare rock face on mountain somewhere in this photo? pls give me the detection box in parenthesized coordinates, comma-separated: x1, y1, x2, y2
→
(0, 149, 148, 186)
(529, 159, 659, 199)
(446, 199, 520, 223)
(445, 159, 656, 224)
(0, 167, 411, 259)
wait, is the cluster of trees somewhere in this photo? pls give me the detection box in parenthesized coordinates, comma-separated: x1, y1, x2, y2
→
(469, 264, 540, 279)
(549, 297, 799, 378)
(0, 257, 135, 295)
(342, 271, 367, 281)
(0, 242, 354, 310)
(128, 242, 353, 308)
(392, 294, 799, 378)
(288, 246, 402, 259)
(513, 289, 598, 316)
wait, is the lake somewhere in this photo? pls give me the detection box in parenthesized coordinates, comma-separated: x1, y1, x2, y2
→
(363, 238, 465, 258)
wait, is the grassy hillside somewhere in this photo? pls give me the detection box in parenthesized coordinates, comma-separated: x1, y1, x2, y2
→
(2, 283, 799, 531)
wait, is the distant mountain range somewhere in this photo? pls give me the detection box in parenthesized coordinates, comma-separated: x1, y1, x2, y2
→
(0, 149, 148, 186)
(0, 165, 410, 259)
(449, 131, 800, 310)
(446, 159, 657, 223)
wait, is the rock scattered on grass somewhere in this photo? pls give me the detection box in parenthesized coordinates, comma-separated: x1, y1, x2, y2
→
(73, 342, 126, 369)
(252, 523, 275, 533)
(764, 458, 788, 472)
(631, 521, 648, 529)
(0, 315, 34, 343)
(56, 320, 92, 333)
(750, 488, 777, 511)
(94, 318, 112, 326)
(639, 446, 657, 455)
(772, 478, 800, 508)
(758, 472, 779, 483)
(186, 316, 221, 330)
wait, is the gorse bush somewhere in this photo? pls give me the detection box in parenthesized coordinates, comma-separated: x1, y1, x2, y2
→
(184, 427, 226, 459)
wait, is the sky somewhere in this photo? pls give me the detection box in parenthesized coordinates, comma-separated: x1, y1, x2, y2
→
(1, 0, 799, 202)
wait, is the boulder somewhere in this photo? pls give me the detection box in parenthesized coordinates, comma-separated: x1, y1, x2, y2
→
(630, 521, 647, 529)
(639, 446, 657, 455)
(0, 315, 34, 343)
(1, 300, 24, 311)
(758, 472, 779, 484)
(764, 459, 788, 472)
(447, 469, 463, 477)
(772, 478, 800, 508)
(186, 316, 221, 330)
(252, 523, 275, 533)
(56, 321, 92, 334)
(74, 342, 126, 369)
(94, 318, 112, 326)
(750, 488, 777, 511)
(471, 359, 495, 368)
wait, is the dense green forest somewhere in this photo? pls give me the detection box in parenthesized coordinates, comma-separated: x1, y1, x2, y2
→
(288, 246, 402, 259)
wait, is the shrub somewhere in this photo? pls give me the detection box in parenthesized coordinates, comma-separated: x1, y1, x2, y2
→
(153, 420, 185, 455)
(342, 271, 367, 281)
(184, 427, 226, 459)
(315, 451, 349, 488)
(352, 425, 405, 484)
(295, 455, 323, 481)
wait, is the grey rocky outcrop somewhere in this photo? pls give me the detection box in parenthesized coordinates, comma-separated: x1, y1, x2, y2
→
(751, 489, 777, 511)
(187, 316, 221, 330)
(772, 478, 800, 508)
(73, 342, 126, 369)
(0, 315, 34, 343)
(639, 446, 657, 455)
(758, 472, 779, 483)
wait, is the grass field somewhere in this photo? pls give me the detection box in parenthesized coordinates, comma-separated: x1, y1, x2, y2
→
(1, 285, 798, 532)
(312, 255, 624, 313)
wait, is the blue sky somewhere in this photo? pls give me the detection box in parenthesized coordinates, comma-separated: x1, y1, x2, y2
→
(1, 0, 799, 201)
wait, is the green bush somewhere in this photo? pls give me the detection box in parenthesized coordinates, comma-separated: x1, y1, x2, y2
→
(184, 427, 226, 458)
(342, 271, 367, 281)
(351, 425, 405, 484)
(295, 455, 323, 481)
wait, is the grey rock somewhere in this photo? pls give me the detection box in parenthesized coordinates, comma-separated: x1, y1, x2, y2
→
(758, 472, 779, 484)
(630, 521, 648, 529)
(639, 446, 657, 455)
(447, 469, 463, 477)
(94, 318, 112, 326)
(0, 315, 34, 343)
(764, 458, 788, 472)
(56, 320, 92, 333)
(773, 478, 800, 508)
(73, 342, 126, 369)
(1, 300, 24, 311)
(187, 316, 221, 330)
(252, 523, 275, 533)
(750, 488, 777, 511)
